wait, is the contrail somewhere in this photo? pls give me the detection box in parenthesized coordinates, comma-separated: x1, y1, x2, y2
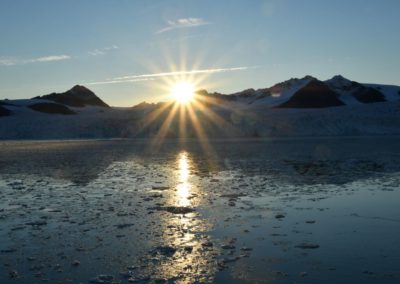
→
(83, 66, 256, 86)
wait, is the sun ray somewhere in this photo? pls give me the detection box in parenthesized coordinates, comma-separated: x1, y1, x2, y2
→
(191, 95, 239, 137)
(139, 101, 175, 133)
(179, 104, 187, 140)
(186, 103, 219, 169)
(151, 102, 180, 149)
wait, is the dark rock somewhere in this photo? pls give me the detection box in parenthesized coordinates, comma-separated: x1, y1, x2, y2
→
(240, 247, 253, 251)
(222, 256, 240, 263)
(184, 246, 193, 253)
(1, 249, 17, 253)
(115, 223, 135, 229)
(28, 103, 75, 115)
(89, 274, 114, 283)
(0, 105, 12, 117)
(295, 243, 320, 249)
(25, 221, 47, 226)
(150, 206, 195, 214)
(151, 246, 176, 257)
(128, 275, 150, 283)
(351, 83, 385, 103)
(119, 271, 134, 279)
(220, 193, 246, 198)
(151, 186, 170, 190)
(221, 244, 235, 250)
(9, 270, 18, 278)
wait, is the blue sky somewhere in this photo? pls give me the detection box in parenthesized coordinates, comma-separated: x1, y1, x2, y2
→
(1, 0, 399, 106)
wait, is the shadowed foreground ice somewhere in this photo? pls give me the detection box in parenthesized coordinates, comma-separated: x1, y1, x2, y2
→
(0, 137, 400, 283)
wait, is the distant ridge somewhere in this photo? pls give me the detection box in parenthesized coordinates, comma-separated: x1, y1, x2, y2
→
(34, 85, 109, 108)
(193, 74, 398, 108)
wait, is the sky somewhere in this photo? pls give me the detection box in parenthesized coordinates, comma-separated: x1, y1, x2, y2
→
(0, 0, 400, 106)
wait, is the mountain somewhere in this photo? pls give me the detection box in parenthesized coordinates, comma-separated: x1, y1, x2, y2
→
(195, 75, 398, 108)
(0, 76, 400, 139)
(326, 75, 386, 104)
(34, 85, 109, 108)
(278, 79, 345, 108)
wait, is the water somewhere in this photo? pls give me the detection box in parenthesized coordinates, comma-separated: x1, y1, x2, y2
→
(0, 137, 399, 283)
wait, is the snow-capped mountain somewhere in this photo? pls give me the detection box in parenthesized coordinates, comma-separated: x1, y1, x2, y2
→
(0, 85, 110, 117)
(0, 75, 400, 139)
(196, 75, 399, 108)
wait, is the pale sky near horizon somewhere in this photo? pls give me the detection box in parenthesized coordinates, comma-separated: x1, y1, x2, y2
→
(0, 0, 399, 106)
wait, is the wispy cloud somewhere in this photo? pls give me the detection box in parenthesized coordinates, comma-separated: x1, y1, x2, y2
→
(157, 17, 210, 34)
(88, 45, 119, 56)
(0, 44, 120, 66)
(0, 54, 71, 66)
(27, 55, 71, 63)
(0, 58, 17, 66)
(83, 66, 254, 86)
(85, 78, 155, 86)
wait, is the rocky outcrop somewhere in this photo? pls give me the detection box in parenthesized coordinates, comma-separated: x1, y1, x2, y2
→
(28, 103, 76, 115)
(351, 82, 386, 103)
(278, 80, 345, 108)
(0, 105, 12, 117)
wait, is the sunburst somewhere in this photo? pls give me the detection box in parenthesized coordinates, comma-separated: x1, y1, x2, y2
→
(140, 58, 240, 155)
(171, 82, 195, 104)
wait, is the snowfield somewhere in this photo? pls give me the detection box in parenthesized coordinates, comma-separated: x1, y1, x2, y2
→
(1, 76, 400, 139)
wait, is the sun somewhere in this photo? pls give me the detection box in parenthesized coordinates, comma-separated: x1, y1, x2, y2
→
(171, 82, 195, 104)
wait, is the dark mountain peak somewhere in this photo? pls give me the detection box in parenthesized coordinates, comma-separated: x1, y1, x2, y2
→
(34, 85, 109, 108)
(231, 88, 256, 97)
(302, 75, 317, 81)
(271, 75, 316, 90)
(326, 75, 354, 91)
(70, 85, 93, 95)
(132, 101, 157, 110)
(330, 74, 348, 81)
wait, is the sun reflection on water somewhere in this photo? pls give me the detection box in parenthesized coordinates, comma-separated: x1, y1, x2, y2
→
(140, 151, 218, 283)
(176, 151, 191, 207)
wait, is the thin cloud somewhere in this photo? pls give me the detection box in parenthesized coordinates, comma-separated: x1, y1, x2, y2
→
(0, 54, 71, 66)
(27, 55, 71, 63)
(88, 45, 119, 56)
(83, 66, 254, 86)
(0, 58, 17, 66)
(88, 50, 105, 56)
(157, 17, 210, 34)
(85, 78, 155, 86)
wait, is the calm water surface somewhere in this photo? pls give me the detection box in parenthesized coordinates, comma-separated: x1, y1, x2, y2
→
(0, 137, 399, 283)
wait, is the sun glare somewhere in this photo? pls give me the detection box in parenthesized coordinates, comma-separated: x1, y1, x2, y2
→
(171, 82, 195, 104)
